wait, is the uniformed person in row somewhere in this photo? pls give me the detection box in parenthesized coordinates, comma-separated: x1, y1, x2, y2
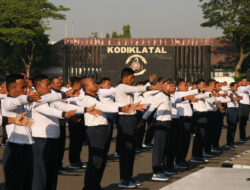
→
(50, 76, 68, 173)
(80, 77, 147, 190)
(174, 79, 200, 169)
(140, 82, 176, 181)
(0, 78, 8, 147)
(190, 79, 214, 163)
(30, 74, 98, 190)
(97, 77, 117, 161)
(237, 77, 250, 142)
(115, 68, 162, 188)
(143, 75, 163, 148)
(225, 82, 242, 148)
(203, 79, 220, 157)
(1, 74, 71, 190)
(67, 77, 88, 170)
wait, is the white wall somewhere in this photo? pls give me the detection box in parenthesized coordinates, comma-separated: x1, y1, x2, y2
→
(214, 76, 235, 83)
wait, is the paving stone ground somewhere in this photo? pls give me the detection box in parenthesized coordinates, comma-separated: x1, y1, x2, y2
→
(223, 150, 250, 167)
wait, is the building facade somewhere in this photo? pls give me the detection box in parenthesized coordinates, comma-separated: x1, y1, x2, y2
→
(50, 38, 236, 83)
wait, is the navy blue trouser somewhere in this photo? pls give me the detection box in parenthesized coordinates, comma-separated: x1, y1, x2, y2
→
(192, 112, 207, 157)
(239, 103, 249, 139)
(68, 120, 86, 164)
(3, 143, 33, 190)
(205, 111, 217, 153)
(144, 112, 156, 145)
(119, 115, 137, 180)
(58, 119, 66, 168)
(32, 138, 59, 190)
(136, 111, 145, 148)
(176, 116, 193, 163)
(164, 118, 179, 169)
(212, 111, 223, 148)
(227, 107, 239, 145)
(2, 125, 7, 144)
(83, 125, 108, 190)
(152, 123, 171, 173)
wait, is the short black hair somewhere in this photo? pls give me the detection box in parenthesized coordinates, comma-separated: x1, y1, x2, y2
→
(241, 77, 247, 81)
(157, 77, 166, 82)
(176, 78, 185, 86)
(121, 68, 134, 79)
(100, 77, 111, 83)
(230, 82, 237, 87)
(80, 76, 87, 80)
(70, 77, 80, 86)
(0, 78, 6, 86)
(51, 76, 60, 81)
(6, 74, 24, 91)
(207, 79, 216, 86)
(196, 79, 205, 85)
(166, 78, 173, 83)
(32, 74, 49, 89)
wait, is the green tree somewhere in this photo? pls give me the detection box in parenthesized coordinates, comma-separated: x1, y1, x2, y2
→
(106, 24, 132, 38)
(111, 31, 118, 38)
(0, 0, 69, 77)
(121, 24, 131, 38)
(200, 0, 250, 77)
(105, 33, 110, 38)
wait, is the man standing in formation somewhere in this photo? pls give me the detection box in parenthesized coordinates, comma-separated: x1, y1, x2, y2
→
(0, 70, 249, 190)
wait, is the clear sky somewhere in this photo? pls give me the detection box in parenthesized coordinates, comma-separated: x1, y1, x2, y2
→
(47, 0, 223, 42)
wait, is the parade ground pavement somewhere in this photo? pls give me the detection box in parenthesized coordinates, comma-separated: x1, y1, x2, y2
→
(0, 122, 249, 190)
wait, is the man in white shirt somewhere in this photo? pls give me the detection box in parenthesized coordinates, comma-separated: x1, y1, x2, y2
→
(226, 82, 242, 147)
(51, 76, 68, 172)
(2, 74, 66, 190)
(81, 77, 145, 190)
(31, 74, 100, 190)
(66, 77, 87, 169)
(97, 77, 117, 160)
(174, 79, 199, 169)
(211, 82, 228, 153)
(115, 68, 161, 188)
(0, 78, 8, 146)
(190, 79, 211, 163)
(140, 82, 176, 181)
(143, 76, 162, 148)
(237, 77, 250, 142)
(221, 81, 229, 91)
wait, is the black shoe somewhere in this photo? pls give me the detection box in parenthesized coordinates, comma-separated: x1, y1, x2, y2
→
(1, 143, 7, 148)
(118, 179, 136, 188)
(130, 179, 141, 186)
(232, 144, 238, 148)
(136, 147, 143, 153)
(190, 157, 205, 163)
(224, 144, 232, 149)
(81, 162, 87, 168)
(58, 167, 69, 174)
(175, 161, 189, 169)
(240, 139, 248, 143)
(212, 147, 222, 153)
(68, 162, 82, 169)
(142, 143, 154, 148)
(107, 155, 115, 162)
(113, 152, 120, 159)
(203, 151, 214, 157)
(164, 167, 180, 175)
